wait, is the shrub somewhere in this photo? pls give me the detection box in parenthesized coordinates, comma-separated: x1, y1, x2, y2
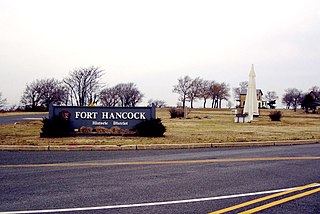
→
(109, 126, 136, 135)
(169, 108, 185, 118)
(269, 111, 282, 121)
(41, 116, 70, 137)
(133, 118, 166, 137)
(79, 126, 93, 133)
(95, 126, 108, 133)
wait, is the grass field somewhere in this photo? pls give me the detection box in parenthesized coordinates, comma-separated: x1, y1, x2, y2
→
(0, 108, 319, 146)
(0, 112, 46, 117)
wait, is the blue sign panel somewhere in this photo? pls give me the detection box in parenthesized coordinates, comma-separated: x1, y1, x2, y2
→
(49, 104, 156, 130)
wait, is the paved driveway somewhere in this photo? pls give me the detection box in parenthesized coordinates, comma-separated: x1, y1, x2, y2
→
(0, 113, 48, 124)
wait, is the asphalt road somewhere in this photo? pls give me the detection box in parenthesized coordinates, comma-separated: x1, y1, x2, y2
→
(0, 144, 319, 213)
(0, 113, 48, 124)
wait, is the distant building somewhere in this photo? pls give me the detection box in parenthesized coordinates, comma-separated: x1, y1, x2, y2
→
(238, 89, 267, 108)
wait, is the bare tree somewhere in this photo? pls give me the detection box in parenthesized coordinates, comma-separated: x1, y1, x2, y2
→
(239, 81, 248, 91)
(187, 77, 203, 108)
(265, 91, 278, 109)
(64, 66, 104, 106)
(210, 82, 221, 108)
(233, 81, 248, 102)
(282, 88, 303, 111)
(265, 91, 278, 101)
(100, 83, 143, 107)
(216, 82, 230, 108)
(41, 79, 67, 109)
(174, 76, 230, 109)
(21, 78, 67, 111)
(118, 83, 143, 107)
(209, 82, 230, 108)
(21, 80, 43, 110)
(173, 76, 192, 109)
(0, 92, 7, 109)
(199, 80, 212, 108)
(148, 99, 166, 108)
(100, 87, 121, 107)
(210, 82, 217, 108)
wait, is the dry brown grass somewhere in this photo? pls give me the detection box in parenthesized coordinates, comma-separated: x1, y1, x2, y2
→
(0, 112, 47, 117)
(0, 108, 319, 146)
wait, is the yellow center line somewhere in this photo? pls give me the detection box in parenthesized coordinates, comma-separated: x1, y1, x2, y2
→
(0, 156, 320, 168)
(208, 183, 319, 214)
(239, 187, 320, 214)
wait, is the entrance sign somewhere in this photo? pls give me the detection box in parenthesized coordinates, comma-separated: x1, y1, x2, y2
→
(49, 104, 156, 130)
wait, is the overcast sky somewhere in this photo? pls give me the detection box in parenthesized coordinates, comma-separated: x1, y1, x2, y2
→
(1, 0, 319, 107)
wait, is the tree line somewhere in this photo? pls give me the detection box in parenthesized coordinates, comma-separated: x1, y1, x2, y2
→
(20, 66, 144, 111)
(173, 76, 230, 109)
(0, 66, 319, 111)
(281, 86, 320, 111)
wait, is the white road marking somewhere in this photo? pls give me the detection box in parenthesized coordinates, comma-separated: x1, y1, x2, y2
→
(2, 184, 319, 214)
